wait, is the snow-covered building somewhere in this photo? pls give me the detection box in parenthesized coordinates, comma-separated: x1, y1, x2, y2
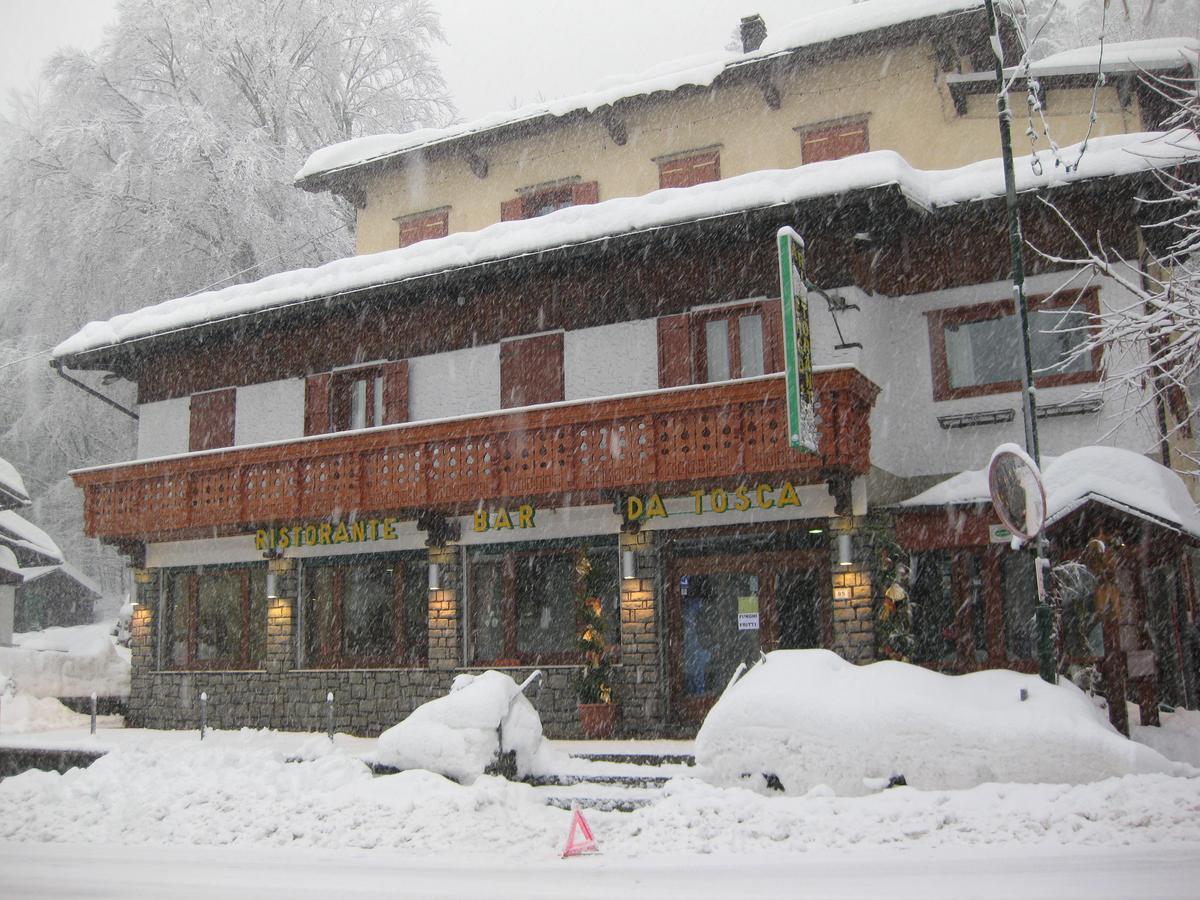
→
(52, 1, 1200, 735)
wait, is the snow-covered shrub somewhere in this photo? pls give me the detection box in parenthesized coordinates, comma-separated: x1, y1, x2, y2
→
(695, 650, 1185, 796)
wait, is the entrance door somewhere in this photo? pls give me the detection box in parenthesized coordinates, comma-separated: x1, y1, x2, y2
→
(667, 550, 829, 723)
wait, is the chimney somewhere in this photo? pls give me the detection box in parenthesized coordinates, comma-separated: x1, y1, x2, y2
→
(740, 14, 767, 53)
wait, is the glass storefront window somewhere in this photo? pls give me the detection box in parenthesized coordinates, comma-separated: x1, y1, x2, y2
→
(516, 553, 577, 658)
(160, 565, 266, 669)
(342, 562, 395, 659)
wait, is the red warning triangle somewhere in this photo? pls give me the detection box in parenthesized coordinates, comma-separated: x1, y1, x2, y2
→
(561, 806, 600, 858)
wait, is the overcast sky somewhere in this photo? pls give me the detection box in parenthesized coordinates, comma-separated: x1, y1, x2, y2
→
(0, 0, 850, 120)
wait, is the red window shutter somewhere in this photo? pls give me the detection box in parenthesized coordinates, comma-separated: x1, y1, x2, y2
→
(304, 373, 332, 436)
(398, 210, 449, 248)
(802, 122, 869, 163)
(500, 332, 564, 408)
(656, 314, 694, 388)
(188, 388, 235, 452)
(500, 197, 525, 221)
(381, 360, 410, 424)
(571, 181, 599, 206)
(658, 151, 720, 190)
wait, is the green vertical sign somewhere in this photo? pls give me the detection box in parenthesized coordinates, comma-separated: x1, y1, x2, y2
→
(777, 226, 817, 453)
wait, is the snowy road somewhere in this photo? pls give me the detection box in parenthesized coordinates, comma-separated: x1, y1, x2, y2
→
(2, 843, 1198, 900)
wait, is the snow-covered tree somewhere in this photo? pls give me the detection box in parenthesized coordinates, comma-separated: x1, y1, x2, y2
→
(0, 0, 454, 597)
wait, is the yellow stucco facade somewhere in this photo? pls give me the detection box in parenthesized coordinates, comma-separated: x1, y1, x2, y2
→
(354, 39, 1143, 256)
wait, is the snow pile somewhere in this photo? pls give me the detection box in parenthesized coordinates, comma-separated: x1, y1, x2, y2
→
(0, 622, 131, 700)
(1134, 709, 1200, 768)
(375, 670, 562, 783)
(0, 688, 107, 735)
(296, 0, 992, 181)
(694, 650, 1186, 796)
(56, 131, 1200, 361)
(902, 445, 1200, 537)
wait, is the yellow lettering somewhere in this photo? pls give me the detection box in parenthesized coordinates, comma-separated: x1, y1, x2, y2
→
(277, 529, 291, 550)
(473, 510, 489, 532)
(517, 504, 535, 529)
(626, 496, 644, 521)
(645, 493, 668, 519)
(756, 483, 774, 509)
(303, 525, 318, 546)
(777, 481, 801, 508)
(318, 523, 333, 545)
(332, 522, 349, 544)
(734, 485, 751, 512)
(690, 489, 705, 515)
(255, 529, 268, 551)
(711, 488, 728, 513)
(291, 527, 299, 548)
(349, 522, 366, 543)
(494, 507, 512, 529)
(367, 519, 379, 541)
(382, 517, 398, 540)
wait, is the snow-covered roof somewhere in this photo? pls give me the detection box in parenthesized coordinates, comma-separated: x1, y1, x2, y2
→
(295, 0, 993, 185)
(1028, 38, 1199, 77)
(0, 545, 22, 583)
(18, 562, 102, 596)
(0, 510, 64, 564)
(900, 446, 1200, 538)
(0, 456, 30, 509)
(54, 130, 1200, 361)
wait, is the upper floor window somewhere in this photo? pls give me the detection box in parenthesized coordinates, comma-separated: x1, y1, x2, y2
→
(304, 360, 409, 435)
(189, 387, 235, 451)
(798, 118, 869, 164)
(695, 302, 777, 383)
(926, 288, 1100, 401)
(396, 207, 449, 248)
(657, 148, 720, 190)
(501, 180, 599, 221)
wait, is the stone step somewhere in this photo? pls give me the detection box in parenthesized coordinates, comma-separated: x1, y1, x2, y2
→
(524, 772, 670, 788)
(573, 752, 694, 767)
(543, 794, 655, 812)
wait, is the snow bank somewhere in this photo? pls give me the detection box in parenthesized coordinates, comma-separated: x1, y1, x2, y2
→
(901, 445, 1200, 538)
(296, 0, 991, 181)
(375, 670, 561, 783)
(56, 130, 1200, 361)
(0, 690, 109, 735)
(695, 650, 1185, 796)
(1134, 709, 1200, 768)
(0, 622, 130, 699)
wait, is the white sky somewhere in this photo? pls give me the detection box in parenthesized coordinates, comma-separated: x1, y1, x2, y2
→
(0, 0, 850, 120)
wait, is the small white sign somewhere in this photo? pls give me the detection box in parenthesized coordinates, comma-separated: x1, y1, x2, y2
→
(989, 524, 1013, 544)
(737, 612, 760, 631)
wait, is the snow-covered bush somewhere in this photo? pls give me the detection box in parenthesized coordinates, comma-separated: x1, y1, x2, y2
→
(695, 650, 1185, 796)
(374, 670, 555, 783)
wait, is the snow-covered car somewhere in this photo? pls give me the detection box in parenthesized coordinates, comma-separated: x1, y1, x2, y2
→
(694, 649, 1181, 796)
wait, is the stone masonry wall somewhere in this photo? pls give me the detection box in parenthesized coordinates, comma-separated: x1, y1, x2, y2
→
(830, 519, 875, 663)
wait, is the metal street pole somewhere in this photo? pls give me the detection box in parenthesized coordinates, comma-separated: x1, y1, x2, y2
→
(984, 0, 1055, 684)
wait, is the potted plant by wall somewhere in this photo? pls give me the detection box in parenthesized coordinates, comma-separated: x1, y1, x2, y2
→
(575, 550, 617, 739)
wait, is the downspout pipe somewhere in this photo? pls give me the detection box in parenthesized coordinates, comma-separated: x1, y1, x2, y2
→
(50, 359, 139, 420)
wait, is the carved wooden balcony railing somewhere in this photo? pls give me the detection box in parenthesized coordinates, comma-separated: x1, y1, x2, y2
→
(75, 368, 879, 541)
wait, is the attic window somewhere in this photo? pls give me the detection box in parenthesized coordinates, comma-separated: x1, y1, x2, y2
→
(657, 148, 721, 189)
(396, 208, 449, 248)
(797, 118, 869, 164)
(501, 179, 599, 220)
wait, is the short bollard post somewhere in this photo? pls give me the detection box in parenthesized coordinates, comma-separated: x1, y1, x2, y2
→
(90, 692, 97, 735)
(326, 692, 335, 741)
(200, 691, 208, 740)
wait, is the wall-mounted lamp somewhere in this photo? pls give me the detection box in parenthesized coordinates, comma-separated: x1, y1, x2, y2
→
(428, 562, 441, 591)
(837, 533, 854, 567)
(266, 569, 278, 600)
(621, 548, 637, 581)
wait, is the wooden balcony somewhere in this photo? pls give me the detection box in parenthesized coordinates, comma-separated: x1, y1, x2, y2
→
(75, 368, 879, 542)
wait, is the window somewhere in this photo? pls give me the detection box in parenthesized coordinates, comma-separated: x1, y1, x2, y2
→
(658, 149, 720, 189)
(397, 208, 449, 248)
(162, 565, 267, 669)
(302, 555, 427, 667)
(304, 360, 409, 435)
(693, 302, 777, 383)
(927, 289, 1100, 401)
(468, 545, 618, 666)
(189, 388, 235, 451)
(500, 332, 564, 408)
(501, 180, 598, 221)
(798, 119, 869, 164)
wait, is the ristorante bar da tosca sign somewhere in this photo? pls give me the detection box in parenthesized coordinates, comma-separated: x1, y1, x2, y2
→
(253, 482, 806, 549)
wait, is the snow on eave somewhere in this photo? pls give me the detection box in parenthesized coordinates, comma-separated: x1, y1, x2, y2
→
(55, 130, 1200, 362)
(0, 456, 30, 509)
(295, 0, 991, 186)
(0, 510, 64, 564)
(1028, 38, 1199, 78)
